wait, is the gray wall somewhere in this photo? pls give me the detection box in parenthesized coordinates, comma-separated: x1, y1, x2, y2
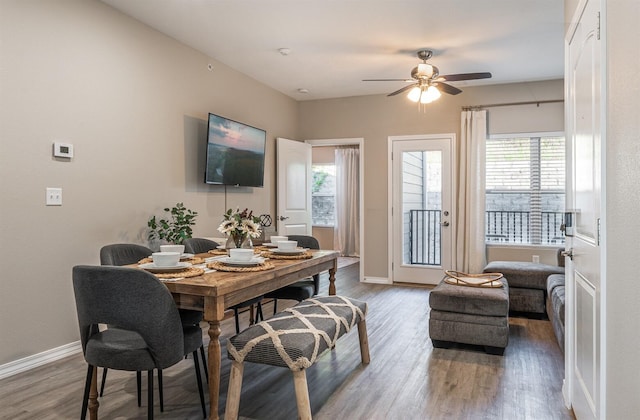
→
(0, 0, 298, 365)
(299, 80, 565, 279)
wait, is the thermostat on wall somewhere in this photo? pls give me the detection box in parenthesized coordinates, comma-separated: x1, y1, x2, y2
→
(53, 142, 74, 158)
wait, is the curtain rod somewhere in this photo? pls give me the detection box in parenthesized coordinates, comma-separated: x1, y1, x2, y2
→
(462, 99, 564, 110)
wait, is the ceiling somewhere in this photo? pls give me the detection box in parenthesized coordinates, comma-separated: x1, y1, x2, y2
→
(101, 0, 565, 101)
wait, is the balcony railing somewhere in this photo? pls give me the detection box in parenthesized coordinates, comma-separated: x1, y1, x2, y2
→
(408, 210, 441, 265)
(407, 209, 565, 266)
(486, 210, 565, 244)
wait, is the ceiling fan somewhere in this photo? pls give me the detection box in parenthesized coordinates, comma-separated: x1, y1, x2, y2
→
(363, 50, 492, 103)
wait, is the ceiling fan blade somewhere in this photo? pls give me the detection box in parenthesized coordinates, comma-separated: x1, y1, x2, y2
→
(436, 82, 463, 95)
(363, 79, 415, 82)
(440, 72, 492, 82)
(388, 83, 418, 97)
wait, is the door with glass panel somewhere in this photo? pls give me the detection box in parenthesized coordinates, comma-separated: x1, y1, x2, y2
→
(391, 135, 453, 285)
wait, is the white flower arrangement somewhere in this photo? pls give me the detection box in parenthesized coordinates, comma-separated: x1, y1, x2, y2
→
(217, 208, 262, 243)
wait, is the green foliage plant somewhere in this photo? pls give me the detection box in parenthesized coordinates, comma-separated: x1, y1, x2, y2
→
(147, 202, 198, 245)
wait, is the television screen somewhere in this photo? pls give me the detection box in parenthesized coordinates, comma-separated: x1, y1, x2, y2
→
(205, 113, 266, 187)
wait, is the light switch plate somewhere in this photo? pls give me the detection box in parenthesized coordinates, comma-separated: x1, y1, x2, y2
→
(46, 187, 62, 206)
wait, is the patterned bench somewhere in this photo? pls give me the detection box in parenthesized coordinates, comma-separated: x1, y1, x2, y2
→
(225, 295, 370, 419)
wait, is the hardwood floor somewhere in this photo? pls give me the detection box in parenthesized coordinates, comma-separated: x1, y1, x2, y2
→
(0, 261, 574, 419)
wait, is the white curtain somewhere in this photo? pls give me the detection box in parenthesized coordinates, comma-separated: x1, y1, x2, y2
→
(454, 110, 487, 273)
(334, 146, 360, 256)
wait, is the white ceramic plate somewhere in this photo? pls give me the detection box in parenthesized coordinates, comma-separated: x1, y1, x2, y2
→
(216, 245, 227, 250)
(262, 243, 279, 247)
(271, 248, 307, 255)
(220, 256, 265, 267)
(139, 262, 192, 273)
(180, 253, 195, 259)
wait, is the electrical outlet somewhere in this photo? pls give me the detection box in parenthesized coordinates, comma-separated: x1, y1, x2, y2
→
(532, 255, 540, 263)
(46, 187, 62, 206)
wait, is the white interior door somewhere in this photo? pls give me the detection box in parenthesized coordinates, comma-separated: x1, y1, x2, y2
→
(566, 1, 602, 418)
(391, 135, 453, 285)
(276, 137, 312, 236)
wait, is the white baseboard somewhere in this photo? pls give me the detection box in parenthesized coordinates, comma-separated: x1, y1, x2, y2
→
(0, 341, 82, 380)
(562, 378, 571, 409)
(363, 276, 391, 284)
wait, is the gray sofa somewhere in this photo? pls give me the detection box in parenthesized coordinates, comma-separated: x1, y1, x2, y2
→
(483, 249, 566, 352)
(546, 272, 565, 352)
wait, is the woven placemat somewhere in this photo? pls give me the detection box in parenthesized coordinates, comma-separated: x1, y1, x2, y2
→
(261, 250, 313, 260)
(143, 266, 205, 279)
(138, 256, 205, 265)
(253, 246, 272, 253)
(207, 261, 275, 272)
(207, 249, 228, 256)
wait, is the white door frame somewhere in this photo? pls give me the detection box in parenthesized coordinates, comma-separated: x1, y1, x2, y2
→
(388, 134, 455, 284)
(306, 138, 364, 283)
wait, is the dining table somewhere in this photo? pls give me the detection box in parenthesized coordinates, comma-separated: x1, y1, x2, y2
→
(86, 248, 340, 420)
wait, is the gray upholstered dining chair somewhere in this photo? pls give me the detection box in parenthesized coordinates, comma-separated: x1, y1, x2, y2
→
(98, 244, 207, 410)
(183, 237, 219, 254)
(183, 237, 263, 333)
(72, 265, 206, 419)
(265, 235, 321, 314)
(100, 243, 204, 325)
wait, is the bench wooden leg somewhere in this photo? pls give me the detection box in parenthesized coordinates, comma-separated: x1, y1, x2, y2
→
(357, 319, 371, 364)
(225, 361, 244, 420)
(292, 370, 312, 420)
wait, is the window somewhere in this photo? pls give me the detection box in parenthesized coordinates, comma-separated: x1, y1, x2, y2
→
(312, 164, 336, 226)
(485, 133, 565, 245)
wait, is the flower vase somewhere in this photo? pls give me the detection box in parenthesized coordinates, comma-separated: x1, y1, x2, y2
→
(227, 234, 252, 249)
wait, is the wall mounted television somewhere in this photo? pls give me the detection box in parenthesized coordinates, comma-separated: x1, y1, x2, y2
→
(205, 113, 266, 187)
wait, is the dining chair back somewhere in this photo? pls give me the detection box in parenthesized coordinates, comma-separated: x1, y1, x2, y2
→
(73, 265, 184, 419)
(286, 235, 321, 295)
(100, 243, 152, 266)
(183, 238, 219, 254)
(100, 243, 203, 325)
(265, 235, 321, 314)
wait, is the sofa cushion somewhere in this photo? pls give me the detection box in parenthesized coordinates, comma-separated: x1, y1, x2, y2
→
(429, 311, 509, 349)
(484, 261, 564, 290)
(546, 273, 565, 295)
(549, 283, 565, 325)
(508, 287, 545, 314)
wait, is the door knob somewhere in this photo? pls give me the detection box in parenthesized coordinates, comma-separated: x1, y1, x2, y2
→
(561, 249, 573, 260)
(278, 216, 290, 221)
(441, 221, 450, 227)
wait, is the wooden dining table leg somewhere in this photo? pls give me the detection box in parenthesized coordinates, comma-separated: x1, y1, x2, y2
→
(328, 258, 338, 295)
(207, 321, 221, 420)
(205, 296, 225, 420)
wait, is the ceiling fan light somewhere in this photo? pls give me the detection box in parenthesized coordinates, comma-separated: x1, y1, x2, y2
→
(407, 86, 421, 102)
(417, 63, 434, 78)
(420, 85, 441, 103)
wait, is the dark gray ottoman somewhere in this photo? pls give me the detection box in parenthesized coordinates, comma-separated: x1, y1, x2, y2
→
(429, 277, 509, 355)
(483, 261, 564, 314)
